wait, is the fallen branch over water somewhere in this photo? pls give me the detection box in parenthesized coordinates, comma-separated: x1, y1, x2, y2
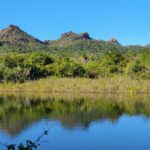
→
(0, 125, 52, 150)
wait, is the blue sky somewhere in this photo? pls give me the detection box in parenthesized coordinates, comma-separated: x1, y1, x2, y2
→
(0, 0, 150, 45)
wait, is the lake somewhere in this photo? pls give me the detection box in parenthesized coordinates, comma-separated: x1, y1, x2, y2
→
(0, 93, 150, 150)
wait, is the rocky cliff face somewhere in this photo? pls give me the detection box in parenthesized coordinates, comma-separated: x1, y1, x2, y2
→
(60, 31, 92, 41)
(108, 38, 121, 46)
(0, 25, 43, 45)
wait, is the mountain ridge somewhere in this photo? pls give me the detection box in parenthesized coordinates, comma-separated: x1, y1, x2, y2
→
(0, 25, 121, 45)
(0, 25, 148, 53)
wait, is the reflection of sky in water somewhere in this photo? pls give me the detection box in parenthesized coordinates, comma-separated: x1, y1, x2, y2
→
(0, 115, 150, 150)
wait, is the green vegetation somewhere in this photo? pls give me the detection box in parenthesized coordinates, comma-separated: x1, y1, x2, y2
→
(0, 48, 150, 83)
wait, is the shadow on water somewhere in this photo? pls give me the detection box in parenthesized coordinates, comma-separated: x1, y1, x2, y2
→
(0, 93, 150, 149)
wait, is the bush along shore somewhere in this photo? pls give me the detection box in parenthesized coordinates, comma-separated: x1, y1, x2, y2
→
(0, 49, 150, 83)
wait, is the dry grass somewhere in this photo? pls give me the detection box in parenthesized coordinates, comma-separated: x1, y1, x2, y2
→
(0, 76, 150, 94)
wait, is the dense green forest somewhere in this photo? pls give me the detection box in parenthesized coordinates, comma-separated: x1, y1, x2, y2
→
(0, 49, 150, 83)
(0, 25, 150, 83)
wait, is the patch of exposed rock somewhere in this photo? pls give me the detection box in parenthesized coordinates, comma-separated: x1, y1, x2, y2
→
(60, 31, 92, 41)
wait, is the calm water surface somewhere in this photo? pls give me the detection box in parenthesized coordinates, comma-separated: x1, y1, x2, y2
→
(0, 94, 150, 150)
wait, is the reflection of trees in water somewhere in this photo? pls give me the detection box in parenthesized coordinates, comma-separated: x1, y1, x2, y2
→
(0, 94, 150, 135)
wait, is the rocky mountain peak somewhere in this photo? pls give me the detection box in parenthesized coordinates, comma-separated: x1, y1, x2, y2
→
(0, 24, 42, 44)
(60, 31, 92, 41)
(8, 24, 20, 30)
(108, 38, 121, 46)
(108, 38, 117, 43)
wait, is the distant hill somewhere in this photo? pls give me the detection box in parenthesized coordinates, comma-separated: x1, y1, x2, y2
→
(0, 24, 148, 54)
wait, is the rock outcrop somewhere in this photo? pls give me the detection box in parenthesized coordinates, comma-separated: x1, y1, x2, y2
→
(0, 25, 43, 45)
(60, 31, 92, 41)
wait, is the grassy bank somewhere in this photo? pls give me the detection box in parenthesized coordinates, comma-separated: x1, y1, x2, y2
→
(0, 76, 150, 94)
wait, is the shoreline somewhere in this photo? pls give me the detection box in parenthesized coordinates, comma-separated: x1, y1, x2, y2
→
(0, 90, 149, 94)
(0, 76, 150, 94)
